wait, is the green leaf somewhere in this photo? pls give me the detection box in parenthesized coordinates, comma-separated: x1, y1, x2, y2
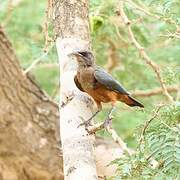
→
(90, 15, 104, 32)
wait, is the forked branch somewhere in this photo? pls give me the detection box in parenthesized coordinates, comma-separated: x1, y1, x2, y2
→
(117, 0, 174, 103)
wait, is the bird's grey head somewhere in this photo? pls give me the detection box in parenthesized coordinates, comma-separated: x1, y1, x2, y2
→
(70, 51, 95, 67)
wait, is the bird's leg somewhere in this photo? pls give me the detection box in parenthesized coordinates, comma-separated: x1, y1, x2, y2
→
(103, 105, 115, 128)
(78, 109, 101, 127)
(78, 110, 101, 127)
(78, 101, 102, 127)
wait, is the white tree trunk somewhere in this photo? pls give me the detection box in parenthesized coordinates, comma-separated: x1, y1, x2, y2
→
(53, 1, 98, 179)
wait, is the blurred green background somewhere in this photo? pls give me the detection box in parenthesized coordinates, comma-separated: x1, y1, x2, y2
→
(0, 0, 179, 148)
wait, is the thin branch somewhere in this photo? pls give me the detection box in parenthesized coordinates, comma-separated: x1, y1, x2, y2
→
(160, 32, 180, 40)
(132, 85, 178, 97)
(113, 24, 129, 46)
(88, 119, 132, 155)
(3, 0, 23, 26)
(118, 0, 174, 103)
(160, 121, 179, 133)
(126, 0, 179, 30)
(139, 105, 163, 144)
(32, 63, 59, 69)
(126, 0, 159, 19)
(87, 122, 105, 134)
(106, 122, 132, 155)
(23, 44, 54, 75)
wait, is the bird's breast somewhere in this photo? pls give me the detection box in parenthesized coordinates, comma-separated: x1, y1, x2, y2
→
(77, 68, 95, 89)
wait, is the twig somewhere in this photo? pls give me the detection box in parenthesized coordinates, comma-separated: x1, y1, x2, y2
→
(160, 32, 180, 40)
(117, 0, 174, 103)
(132, 85, 178, 97)
(31, 63, 59, 69)
(3, 0, 23, 26)
(114, 24, 129, 46)
(106, 122, 132, 155)
(139, 105, 164, 144)
(23, 44, 54, 75)
(160, 121, 179, 133)
(126, 0, 159, 20)
(87, 119, 132, 155)
(87, 122, 105, 134)
(126, 0, 179, 30)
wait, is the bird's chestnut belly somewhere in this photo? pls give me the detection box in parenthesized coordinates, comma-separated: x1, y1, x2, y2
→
(85, 87, 118, 103)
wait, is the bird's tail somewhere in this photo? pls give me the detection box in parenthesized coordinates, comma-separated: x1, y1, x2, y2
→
(119, 95, 144, 108)
(127, 95, 144, 108)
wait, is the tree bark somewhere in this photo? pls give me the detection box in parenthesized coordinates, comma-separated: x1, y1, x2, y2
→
(0, 26, 63, 180)
(53, 0, 98, 179)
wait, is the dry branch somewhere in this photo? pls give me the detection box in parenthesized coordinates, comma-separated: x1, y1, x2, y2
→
(127, 0, 179, 30)
(160, 32, 180, 40)
(118, 0, 174, 103)
(139, 105, 163, 144)
(23, 44, 54, 74)
(3, 0, 23, 26)
(106, 123, 132, 155)
(88, 120, 132, 156)
(132, 85, 178, 97)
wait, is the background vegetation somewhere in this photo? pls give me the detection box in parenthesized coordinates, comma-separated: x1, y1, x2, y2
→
(0, 0, 179, 179)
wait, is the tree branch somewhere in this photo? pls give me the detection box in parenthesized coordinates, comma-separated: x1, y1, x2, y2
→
(132, 85, 178, 97)
(139, 105, 163, 144)
(117, 0, 174, 103)
(88, 120, 132, 156)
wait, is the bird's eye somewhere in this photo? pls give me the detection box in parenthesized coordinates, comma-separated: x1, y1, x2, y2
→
(78, 51, 89, 58)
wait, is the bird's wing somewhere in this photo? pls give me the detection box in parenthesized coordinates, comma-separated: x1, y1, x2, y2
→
(94, 67, 129, 95)
(74, 75, 85, 92)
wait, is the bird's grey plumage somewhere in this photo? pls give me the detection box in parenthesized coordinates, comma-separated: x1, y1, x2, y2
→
(94, 67, 129, 95)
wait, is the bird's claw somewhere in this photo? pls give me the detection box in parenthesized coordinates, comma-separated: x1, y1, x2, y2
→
(77, 118, 93, 128)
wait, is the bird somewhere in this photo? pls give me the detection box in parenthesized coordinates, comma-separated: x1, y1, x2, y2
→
(69, 50, 144, 126)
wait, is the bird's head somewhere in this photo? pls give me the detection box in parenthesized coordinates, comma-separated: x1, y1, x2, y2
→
(69, 51, 95, 67)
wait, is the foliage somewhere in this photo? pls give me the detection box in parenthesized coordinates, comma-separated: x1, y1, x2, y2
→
(0, 0, 179, 179)
(111, 104, 180, 179)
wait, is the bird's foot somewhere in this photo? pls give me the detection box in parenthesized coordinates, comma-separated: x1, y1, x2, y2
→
(78, 110, 100, 128)
(78, 117, 93, 128)
(78, 117, 95, 134)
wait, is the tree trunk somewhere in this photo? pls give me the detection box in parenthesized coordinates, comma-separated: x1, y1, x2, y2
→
(53, 0, 98, 179)
(0, 26, 63, 180)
